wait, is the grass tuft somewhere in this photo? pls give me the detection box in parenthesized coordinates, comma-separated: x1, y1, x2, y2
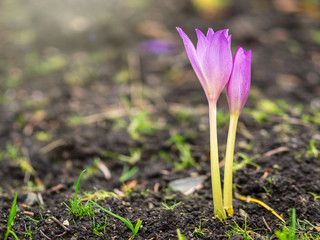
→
(65, 170, 95, 217)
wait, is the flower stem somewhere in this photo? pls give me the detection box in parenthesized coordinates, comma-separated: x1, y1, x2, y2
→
(223, 113, 239, 216)
(209, 103, 225, 219)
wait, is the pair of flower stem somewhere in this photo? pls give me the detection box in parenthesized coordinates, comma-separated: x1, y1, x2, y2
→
(210, 102, 239, 219)
(177, 27, 251, 219)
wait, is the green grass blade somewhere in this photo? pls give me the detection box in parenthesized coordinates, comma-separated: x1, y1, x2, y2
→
(74, 169, 86, 203)
(289, 209, 296, 240)
(4, 193, 18, 240)
(89, 200, 134, 232)
(131, 219, 142, 239)
(9, 231, 19, 240)
(177, 229, 186, 240)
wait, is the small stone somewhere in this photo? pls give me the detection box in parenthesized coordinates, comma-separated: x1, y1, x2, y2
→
(148, 202, 154, 209)
(169, 176, 206, 195)
(63, 220, 69, 227)
(23, 193, 38, 206)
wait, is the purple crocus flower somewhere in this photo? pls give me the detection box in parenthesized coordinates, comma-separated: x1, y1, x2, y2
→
(224, 46, 251, 216)
(176, 27, 233, 103)
(226, 47, 252, 115)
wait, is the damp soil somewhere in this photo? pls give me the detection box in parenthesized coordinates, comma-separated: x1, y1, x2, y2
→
(0, 0, 320, 239)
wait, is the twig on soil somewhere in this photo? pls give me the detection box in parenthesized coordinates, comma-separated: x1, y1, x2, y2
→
(46, 183, 66, 194)
(263, 147, 289, 157)
(114, 189, 124, 196)
(97, 161, 111, 179)
(39, 139, 65, 154)
(235, 192, 285, 223)
(39, 230, 51, 240)
(51, 216, 70, 231)
(154, 182, 160, 193)
(56, 230, 68, 238)
(76, 107, 127, 124)
(216, 235, 228, 238)
(260, 170, 270, 179)
(23, 210, 34, 216)
(262, 216, 272, 232)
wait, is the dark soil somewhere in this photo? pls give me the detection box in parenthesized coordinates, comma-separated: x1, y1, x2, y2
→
(1, 0, 320, 239)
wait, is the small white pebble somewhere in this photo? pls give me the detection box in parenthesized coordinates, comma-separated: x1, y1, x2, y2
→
(63, 220, 69, 227)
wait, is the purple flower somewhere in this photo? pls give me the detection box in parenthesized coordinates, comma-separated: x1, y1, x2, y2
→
(176, 27, 233, 103)
(226, 47, 252, 115)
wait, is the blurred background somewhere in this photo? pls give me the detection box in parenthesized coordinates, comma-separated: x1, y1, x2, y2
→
(1, 0, 320, 114)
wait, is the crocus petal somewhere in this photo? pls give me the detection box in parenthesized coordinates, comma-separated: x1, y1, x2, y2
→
(206, 28, 214, 40)
(176, 27, 210, 99)
(221, 29, 229, 38)
(202, 30, 233, 101)
(195, 29, 207, 64)
(226, 47, 252, 115)
(227, 35, 232, 44)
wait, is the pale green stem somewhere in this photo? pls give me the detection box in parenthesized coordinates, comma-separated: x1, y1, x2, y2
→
(209, 102, 225, 219)
(223, 113, 239, 216)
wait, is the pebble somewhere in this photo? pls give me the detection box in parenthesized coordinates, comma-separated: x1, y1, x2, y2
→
(168, 176, 206, 195)
(23, 192, 38, 206)
(63, 219, 70, 227)
(148, 202, 154, 209)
